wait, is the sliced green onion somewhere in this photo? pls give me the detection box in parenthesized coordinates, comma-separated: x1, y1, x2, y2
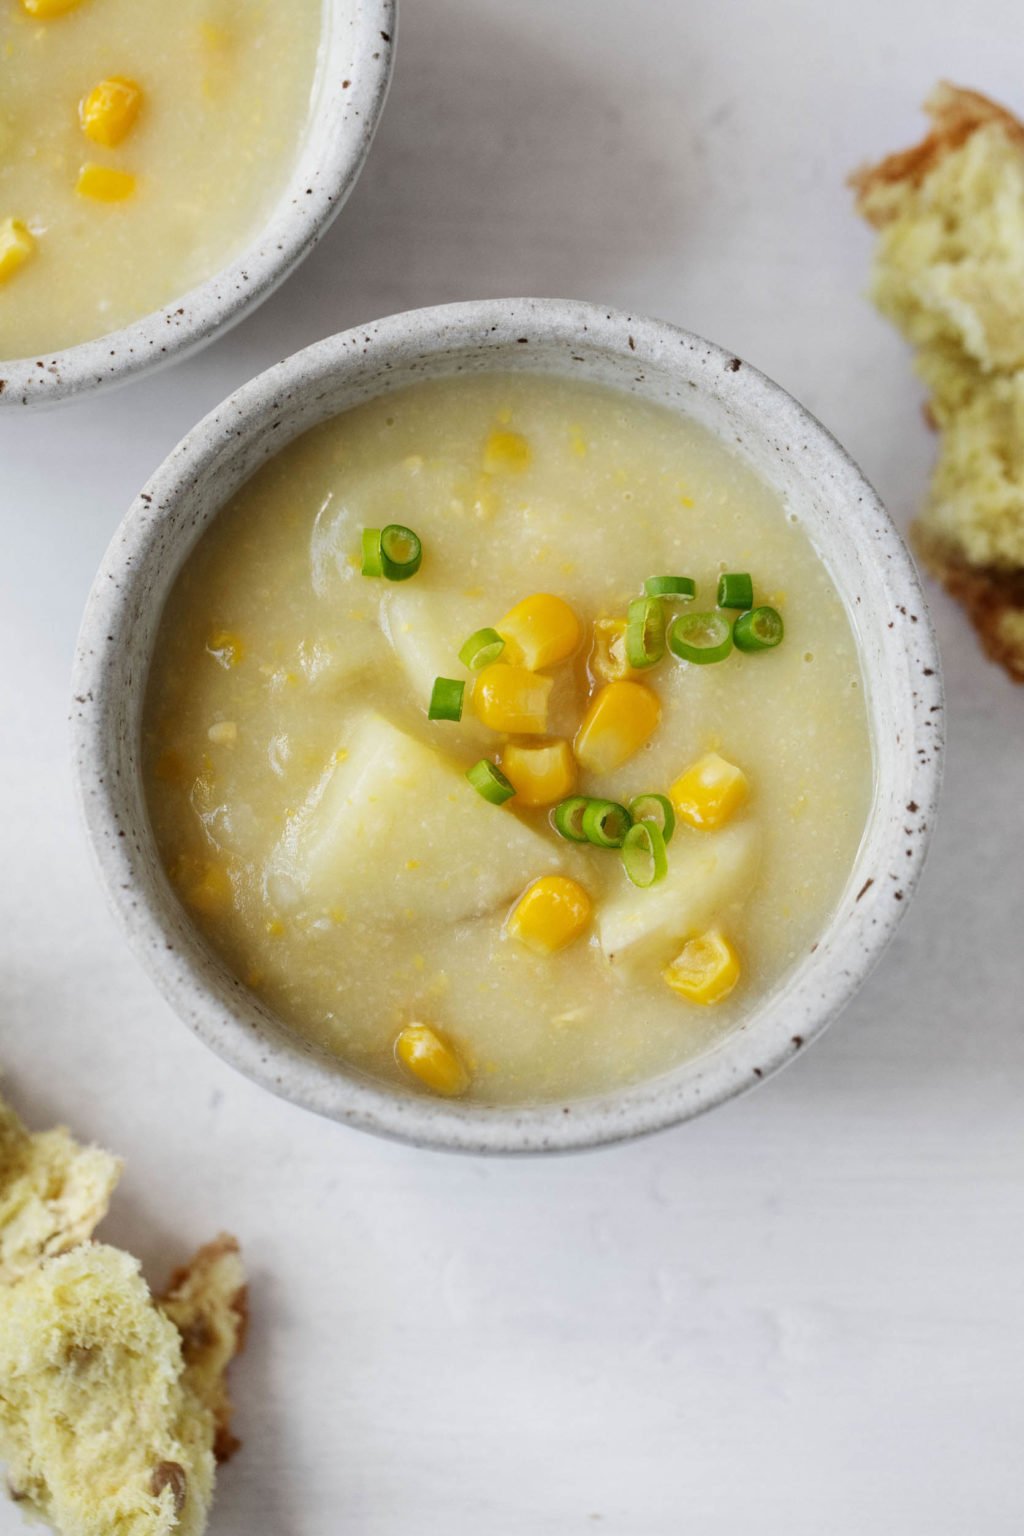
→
(361, 527, 382, 577)
(644, 575, 696, 600)
(667, 610, 733, 665)
(466, 759, 515, 804)
(553, 796, 590, 843)
(733, 605, 785, 652)
(717, 572, 754, 609)
(625, 596, 665, 670)
(628, 792, 676, 844)
(581, 799, 632, 848)
(459, 626, 505, 670)
(380, 524, 423, 581)
(428, 677, 465, 721)
(621, 821, 668, 888)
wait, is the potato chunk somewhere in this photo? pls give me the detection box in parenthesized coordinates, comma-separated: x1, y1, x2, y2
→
(381, 588, 491, 731)
(597, 822, 760, 970)
(272, 714, 563, 925)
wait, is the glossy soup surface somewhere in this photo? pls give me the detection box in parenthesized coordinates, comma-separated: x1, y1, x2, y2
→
(143, 373, 873, 1105)
(0, 0, 321, 359)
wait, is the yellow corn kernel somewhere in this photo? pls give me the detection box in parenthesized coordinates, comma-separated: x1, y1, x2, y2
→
(21, 0, 81, 13)
(474, 662, 553, 735)
(498, 592, 581, 671)
(207, 630, 245, 668)
(76, 163, 136, 202)
(501, 739, 576, 808)
(79, 77, 143, 147)
(670, 752, 749, 830)
(663, 930, 740, 1005)
(395, 1024, 469, 1098)
(574, 680, 660, 774)
(507, 876, 592, 955)
(184, 861, 232, 916)
(589, 618, 633, 683)
(0, 219, 35, 285)
(483, 428, 531, 474)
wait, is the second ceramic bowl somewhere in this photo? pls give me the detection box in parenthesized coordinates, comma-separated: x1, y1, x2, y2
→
(72, 298, 943, 1153)
(1, 0, 395, 409)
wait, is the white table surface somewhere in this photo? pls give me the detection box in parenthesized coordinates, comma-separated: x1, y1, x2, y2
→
(3, 1, 1023, 1531)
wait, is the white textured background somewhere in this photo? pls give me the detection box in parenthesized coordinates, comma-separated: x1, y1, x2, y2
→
(2, 1, 1023, 1530)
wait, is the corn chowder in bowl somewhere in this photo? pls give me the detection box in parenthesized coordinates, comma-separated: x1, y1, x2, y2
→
(0, 0, 394, 405)
(73, 301, 943, 1152)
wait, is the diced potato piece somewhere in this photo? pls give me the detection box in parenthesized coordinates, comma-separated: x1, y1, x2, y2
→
(381, 588, 488, 727)
(574, 680, 660, 774)
(597, 822, 759, 970)
(207, 721, 238, 747)
(670, 752, 749, 830)
(498, 594, 581, 670)
(76, 164, 136, 202)
(272, 714, 563, 926)
(0, 219, 35, 285)
(483, 429, 531, 473)
(663, 931, 740, 1005)
(501, 740, 575, 807)
(590, 618, 633, 683)
(79, 77, 143, 148)
(507, 876, 592, 954)
(474, 663, 553, 735)
(395, 1025, 469, 1097)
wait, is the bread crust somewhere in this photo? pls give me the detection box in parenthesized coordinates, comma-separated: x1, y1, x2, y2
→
(913, 524, 1024, 680)
(853, 82, 1024, 681)
(851, 81, 1024, 222)
(159, 1234, 249, 1463)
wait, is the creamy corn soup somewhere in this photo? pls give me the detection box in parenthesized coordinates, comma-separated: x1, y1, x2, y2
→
(0, 0, 321, 359)
(143, 374, 873, 1105)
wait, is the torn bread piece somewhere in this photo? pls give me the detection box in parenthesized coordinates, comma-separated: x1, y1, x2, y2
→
(0, 1090, 246, 1536)
(160, 1235, 248, 1464)
(0, 1244, 217, 1536)
(0, 1096, 121, 1285)
(852, 82, 1024, 679)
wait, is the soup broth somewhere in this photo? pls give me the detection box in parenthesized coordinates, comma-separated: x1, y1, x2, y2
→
(143, 373, 873, 1105)
(0, 0, 321, 358)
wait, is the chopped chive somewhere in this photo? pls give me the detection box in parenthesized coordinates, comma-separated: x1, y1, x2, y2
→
(627, 792, 676, 844)
(466, 759, 515, 804)
(667, 610, 733, 665)
(361, 527, 382, 577)
(621, 821, 668, 888)
(717, 572, 754, 609)
(553, 796, 590, 843)
(428, 677, 465, 721)
(733, 605, 784, 652)
(581, 799, 632, 848)
(459, 626, 506, 670)
(625, 596, 665, 669)
(380, 524, 423, 581)
(644, 575, 696, 600)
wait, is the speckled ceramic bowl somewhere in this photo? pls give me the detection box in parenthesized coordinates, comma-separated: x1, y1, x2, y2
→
(72, 299, 943, 1153)
(0, 0, 395, 410)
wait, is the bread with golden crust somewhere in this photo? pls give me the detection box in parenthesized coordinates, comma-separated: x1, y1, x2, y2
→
(0, 1090, 246, 1536)
(852, 82, 1024, 679)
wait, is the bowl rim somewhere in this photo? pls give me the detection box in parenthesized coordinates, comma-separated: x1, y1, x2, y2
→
(72, 297, 944, 1154)
(0, 0, 396, 409)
